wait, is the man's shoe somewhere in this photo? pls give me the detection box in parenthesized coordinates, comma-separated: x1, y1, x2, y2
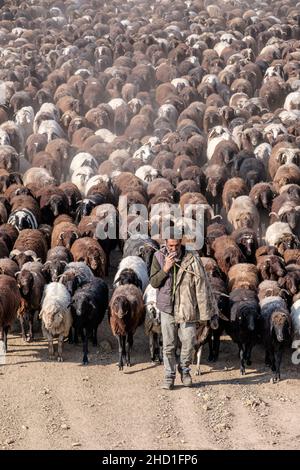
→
(161, 381, 174, 390)
(181, 371, 193, 387)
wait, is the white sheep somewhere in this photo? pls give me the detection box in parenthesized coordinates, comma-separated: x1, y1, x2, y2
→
(135, 165, 159, 186)
(108, 98, 126, 110)
(23, 167, 56, 188)
(33, 103, 60, 134)
(143, 284, 162, 363)
(227, 196, 260, 232)
(254, 143, 272, 169)
(171, 77, 190, 92)
(71, 166, 96, 194)
(37, 119, 65, 142)
(157, 104, 178, 124)
(265, 222, 294, 247)
(14, 106, 34, 142)
(114, 256, 149, 292)
(39, 282, 72, 362)
(95, 128, 116, 143)
(207, 126, 231, 159)
(284, 91, 300, 111)
(133, 144, 154, 163)
(69, 152, 98, 176)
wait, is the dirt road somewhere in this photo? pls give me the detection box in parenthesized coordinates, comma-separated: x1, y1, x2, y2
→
(0, 251, 299, 450)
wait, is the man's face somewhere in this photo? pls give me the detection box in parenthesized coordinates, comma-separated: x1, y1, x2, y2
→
(166, 239, 182, 256)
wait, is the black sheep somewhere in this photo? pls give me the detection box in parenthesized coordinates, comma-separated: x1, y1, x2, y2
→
(229, 288, 260, 375)
(259, 297, 292, 382)
(70, 278, 109, 365)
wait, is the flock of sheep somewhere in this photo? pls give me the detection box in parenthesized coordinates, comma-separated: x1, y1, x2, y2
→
(0, 0, 300, 383)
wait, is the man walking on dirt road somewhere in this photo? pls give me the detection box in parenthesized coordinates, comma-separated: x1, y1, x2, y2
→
(150, 231, 218, 390)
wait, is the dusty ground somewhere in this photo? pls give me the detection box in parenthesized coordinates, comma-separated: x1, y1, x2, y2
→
(0, 249, 299, 450)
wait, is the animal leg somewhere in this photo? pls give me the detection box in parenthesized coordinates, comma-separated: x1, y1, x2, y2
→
(82, 328, 89, 365)
(27, 311, 34, 342)
(57, 334, 64, 362)
(92, 327, 98, 346)
(4, 326, 9, 353)
(239, 344, 245, 375)
(272, 349, 283, 383)
(126, 332, 133, 367)
(117, 335, 124, 370)
(195, 345, 203, 376)
(19, 316, 27, 342)
(47, 334, 54, 360)
(245, 343, 253, 366)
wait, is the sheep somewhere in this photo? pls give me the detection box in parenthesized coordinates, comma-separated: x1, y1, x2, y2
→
(268, 143, 300, 179)
(69, 152, 98, 177)
(229, 288, 260, 375)
(37, 119, 66, 142)
(143, 284, 162, 363)
(23, 167, 56, 189)
(14, 106, 34, 142)
(59, 262, 94, 295)
(204, 164, 230, 212)
(273, 163, 300, 193)
(222, 177, 248, 213)
(70, 278, 109, 364)
(109, 284, 145, 370)
(212, 235, 245, 275)
(228, 264, 259, 291)
(135, 165, 159, 186)
(0, 258, 19, 277)
(231, 228, 258, 263)
(16, 262, 46, 342)
(227, 195, 260, 233)
(0, 145, 20, 172)
(283, 249, 300, 266)
(114, 256, 149, 292)
(51, 221, 80, 250)
(13, 229, 48, 263)
(265, 222, 299, 255)
(258, 280, 289, 303)
(70, 237, 107, 278)
(259, 296, 292, 383)
(39, 282, 72, 362)
(42, 246, 73, 282)
(278, 266, 300, 297)
(123, 237, 159, 275)
(0, 121, 24, 154)
(0, 275, 21, 354)
(71, 166, 96, 194)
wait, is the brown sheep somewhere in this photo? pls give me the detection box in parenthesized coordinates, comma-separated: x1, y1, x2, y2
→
(273, 164, 300, 193)
(0, 275, 21, 353)
(13, 229, 48, 263)
(51, 221, 80, 250)
(109, 284, 145, 370)
(71, 237, 107, 278)
(228, 264, 259, 291)
(212, 235, 245, 275)
(222, 177, 248, 213)
(0, 258, 19, 277)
